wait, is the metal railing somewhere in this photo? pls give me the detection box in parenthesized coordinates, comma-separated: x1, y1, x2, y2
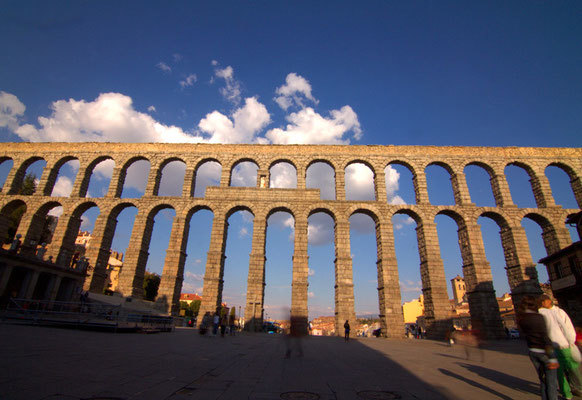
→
(2, 298, 174, 332)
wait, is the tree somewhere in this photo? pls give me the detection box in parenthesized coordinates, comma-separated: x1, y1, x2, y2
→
(190, 300, 201, 317)
(229, 305, 236, 320)
(143, 271, 161, 301)
(3, 173, 37, 243)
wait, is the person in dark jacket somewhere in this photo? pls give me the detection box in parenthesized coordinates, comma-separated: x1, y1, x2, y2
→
(344, 320, 350, 342)
(517, 296, 559, 400)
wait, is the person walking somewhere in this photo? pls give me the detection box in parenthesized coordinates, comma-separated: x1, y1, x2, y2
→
(344, 320, 350, 342)
(212, 312, 220, 336)
(538, 294, 582, 399)
(517, 295, 559, 400)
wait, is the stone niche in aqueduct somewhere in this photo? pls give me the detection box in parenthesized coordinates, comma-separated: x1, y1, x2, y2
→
(0, 142, 580, 339)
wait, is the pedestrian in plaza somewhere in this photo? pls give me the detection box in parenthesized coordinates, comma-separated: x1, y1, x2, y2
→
(284, 313, 304, 358)
(344, 320, 350, 342)
(212, 312, 220, 336)
(220, 313, 227, 337)
(229, 312, 236, 336)
(538, 295, 582, 399)
(517, 295, 559, 400)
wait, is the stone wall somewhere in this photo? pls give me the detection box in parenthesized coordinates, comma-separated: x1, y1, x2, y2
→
(1, 142, 580, 339)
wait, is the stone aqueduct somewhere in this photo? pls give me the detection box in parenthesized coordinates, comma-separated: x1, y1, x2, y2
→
(0, 142, 580, 338)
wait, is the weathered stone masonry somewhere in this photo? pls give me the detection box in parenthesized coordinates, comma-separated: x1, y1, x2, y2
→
(0, 142, 580, 339)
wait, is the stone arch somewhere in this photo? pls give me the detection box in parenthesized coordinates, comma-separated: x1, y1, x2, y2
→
(42, 155, 79, 196)
(506, 161, 548, 208)
(229, 158, 259, 188)
(386, 160, 417, 205)
(306, 159, 337, 200)
(266, 205, 295, 221)
(8, 156, 45, 195)
(345, 161, 377, 201)
(464, 161, 497, 207)
(156, 158, 187, 197)
(308, 207, 337, 223)
(425, 161, 456, 206)
(80, 156, 115, 198)
(20, 200, 63, 254)
(546, 161, 582, 208)
(522, 212, 563, 256)
(0, 199, 27, 244)
(55, 201, 101, 267)
(268, 160, 298, 189)
(192, 158, 222, 198)
(0, 157, 14, 192)
(268, 158, 298, 171)
(436, 208, 505, 339)
(392, 207, 423, 225)
(306, 158, 338, 171)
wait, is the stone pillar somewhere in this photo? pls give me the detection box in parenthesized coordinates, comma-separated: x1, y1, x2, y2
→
(84, 212, 118, 293)
(570, 176, 582, 208)
(220, 166, 231, 187)
(245, 217, 266, 331)
(335, 170, 346, 201)
(413, 170, 429, 204)
(182, 167, 196, 197)
(24, 270, 40, 299)
(458, 222, 505, 339)
(291, 216, 309, 335)
(541, 220, 572, 255)
(376, 219, 405, 338)
(144, 161, 162, 197)
(501, 225, 542, 309)
(416, 221, 450, 338)
(156, 216, 189, 314)
(490, 167, 515, 207)
(50, 213, 82, 267)
(4, 159, 25, 195)
(117, 213, 155, 298)
(296, 166, 306, 190)
(48, 275, 62, 303)
(530, 169, 556, 208)
(37, 160, 57, 196)
(198, 213, 228, 327)
(18, 211, 45, 256)
(257, 169, 269, 188)
(334, 218, 356, 336)
(0, 213, 13, 244)
(374, 171, 387, 203)
(451, 170, 473, 206)
(71, 164, 91, 198)
(44, 212, 73, 260)
(0, 265, 14, 297)
(106, 166, 125, 198)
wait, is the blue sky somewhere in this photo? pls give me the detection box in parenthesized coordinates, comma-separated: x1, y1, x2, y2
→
(1, 2, 581, 319)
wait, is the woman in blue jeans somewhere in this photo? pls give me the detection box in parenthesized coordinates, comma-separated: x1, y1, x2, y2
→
(517, 296, 559, 400)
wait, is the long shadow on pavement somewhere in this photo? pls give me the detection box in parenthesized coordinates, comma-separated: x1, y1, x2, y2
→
(457, 362, 539, 396)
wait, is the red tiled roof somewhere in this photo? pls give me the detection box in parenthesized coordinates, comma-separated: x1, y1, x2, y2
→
(180, 293, 202, 301)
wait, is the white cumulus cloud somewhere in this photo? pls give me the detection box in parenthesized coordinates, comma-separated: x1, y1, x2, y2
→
(269, 163, 297, 188)
(198, 97, 270, 144)
(51, 176, 73, 197)
(266, 106, 361, 145)
(274, 73, 318, 110)
(147, 105, 156, 113)
(13, 93, 203, 143)
(0, 91, 26, 130)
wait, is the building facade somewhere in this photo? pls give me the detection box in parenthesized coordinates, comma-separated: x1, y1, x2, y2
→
(0, 142, 580, 338)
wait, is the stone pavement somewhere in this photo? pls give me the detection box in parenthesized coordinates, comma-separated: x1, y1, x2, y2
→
(0, 324, 544, 399)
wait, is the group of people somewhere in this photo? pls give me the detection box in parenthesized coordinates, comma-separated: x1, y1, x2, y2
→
(198, 311, 237, 337)
(518, 294, 581, 400)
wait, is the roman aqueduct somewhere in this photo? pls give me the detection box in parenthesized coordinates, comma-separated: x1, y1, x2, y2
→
(0, 142, 580, 338)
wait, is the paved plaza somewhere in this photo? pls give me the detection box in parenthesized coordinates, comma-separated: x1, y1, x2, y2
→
(1, 323, 545, 400)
